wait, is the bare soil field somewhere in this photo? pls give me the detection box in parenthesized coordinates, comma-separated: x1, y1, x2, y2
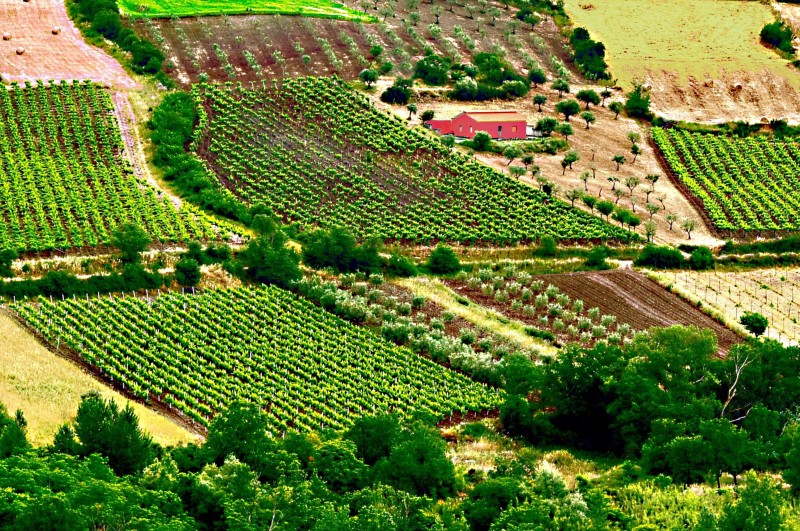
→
(0, 0, 136, 88)
(564, 0, 800, 124)
(531, 269, 740, 353)
(0, 312, 198, 447)
(392, 86, 720, 247)
(136, 0, 573, 86)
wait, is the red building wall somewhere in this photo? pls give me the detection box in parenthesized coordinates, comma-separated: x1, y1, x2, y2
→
(426, 113, 527, 140)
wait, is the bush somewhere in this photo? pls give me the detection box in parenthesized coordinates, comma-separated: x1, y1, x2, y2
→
(536, 235, 558, 257)
(413, 54, 452, 85)
(634, 245, 685, 269)
(689, 246, 715, 270)
(174, 258, 201, 287)
(740, 312, 768, 337)
(385, 254, 417, 277)
(301, 227, 381, 274)
(380, 78, 413, 105)
(625, 83, 652, 119)
(761, 21, 794, 54)
(471, 131, 494, 151)
(427, 245, 461, 274)
(570, 27, 610, 80)
(585, 245, 611, 269)
(0, 250, 16, 278)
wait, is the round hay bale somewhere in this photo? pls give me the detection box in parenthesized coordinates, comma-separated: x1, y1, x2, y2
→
(15, 47, 24, 55)
(102, 82, 111, 89)
(642, 83, 652, 91)
(52, 27, 61, 35)
(732, 82, 743, 91)
(2, 33, 11, 41)
(760, 116, 769, 124)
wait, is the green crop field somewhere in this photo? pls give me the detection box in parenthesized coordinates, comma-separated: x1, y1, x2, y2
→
(0, 81, 213, 253)
(653, 127, 800, 232)
(14, 286, 498, 431)
(119, 0, 375, 21)
(191, 77, 633, 244)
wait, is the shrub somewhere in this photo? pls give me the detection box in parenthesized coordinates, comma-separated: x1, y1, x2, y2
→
(761, 21, 794, 53)
(634, 245, 685, 269)
(380, 78, 413, 104)
(174, 258, 201, 287)
(536, 235, 558, 257)
(585, 245, 611, 269)
(740, 312, 768, 337)
(427, 245, 461, 274)
(689, 246, 715, 270)
(385, 254, 417, 277)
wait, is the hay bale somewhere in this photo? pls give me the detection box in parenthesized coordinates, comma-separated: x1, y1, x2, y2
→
(102, 82, 111, 89)
(760, 116, 769, 124)
(15, 47, 24, 55)
(642, 83, 652, 91)
(732, 82, 743, 91)
(52, 27, 61, 35)
(2, 33, 10, 41)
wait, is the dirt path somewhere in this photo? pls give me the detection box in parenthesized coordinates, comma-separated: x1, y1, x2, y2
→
(112, 91, 183, 209)
(0, 0, 137, 88)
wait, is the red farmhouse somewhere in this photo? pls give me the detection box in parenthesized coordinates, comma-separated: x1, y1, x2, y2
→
(425, 110, 527, 140)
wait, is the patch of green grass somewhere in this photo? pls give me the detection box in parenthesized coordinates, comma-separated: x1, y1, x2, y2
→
(119, 0, 375, 21)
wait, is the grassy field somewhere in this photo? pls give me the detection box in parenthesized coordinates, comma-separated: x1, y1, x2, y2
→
(119, 0, 374, 21)
(0, 313, 199, 447)
(562, 0, 797, 88)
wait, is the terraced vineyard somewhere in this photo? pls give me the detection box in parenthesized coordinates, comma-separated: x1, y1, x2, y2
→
(192, 78, 634, 244)
(653, 127, 800, 233)
(14, 286, 498, 431)
(0, 80, 213, 253)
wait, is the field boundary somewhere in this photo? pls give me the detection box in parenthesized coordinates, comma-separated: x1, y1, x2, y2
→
(2, 307, 208, 437)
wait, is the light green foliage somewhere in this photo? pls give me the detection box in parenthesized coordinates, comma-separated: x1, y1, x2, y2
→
(0, 81, 211, 253)
(120, 0, 375, 21)
(15, 287, 497, 431)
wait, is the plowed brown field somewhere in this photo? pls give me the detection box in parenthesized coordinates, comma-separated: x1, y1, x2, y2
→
(450, 268, 741, 353)
(0, 0, 136, 88)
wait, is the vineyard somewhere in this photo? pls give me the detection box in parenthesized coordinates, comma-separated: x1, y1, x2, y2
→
(192, 78, 632, 244)
(654, 267, 800, 346)
(498, 269, 740, 353)
(446, 267, 637, 347)
(14, 286, 498, 431)
(0, 81, 214, 253)
(653, 128, 800, 233)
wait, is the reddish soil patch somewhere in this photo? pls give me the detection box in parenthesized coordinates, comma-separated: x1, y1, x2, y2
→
(135, 1, 576, 86)
(0, 0, 136, 88)
(537, 268, 740, 353)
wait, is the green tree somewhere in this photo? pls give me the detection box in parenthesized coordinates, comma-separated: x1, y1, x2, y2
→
(597, 200, 615, 221)
(609, 101, 623, 119)
(528, 68, 547, 87)
(345, 414, 401, 465)
(472, 130, 493, 150)
(503, 144, 523, 165)
(576, 89, 600, 109)
(427, 244, 461, 274)
(563, 149, 580, 169)
(551, 78, 570, 97)
(301, 227, 380, 274)
(689, 247, 715, 270)
(241, 231, 302, 288)
(555, 122, 574, 140)
(582, 194, 597, 213)
(420, 109, 435, 121)
(69, 392, 155, 476)
(533, 93, 547, 111)
(555, 99, 581, 121)
(312, 440, 368, 493)
(537, 235, 557, 257)
(717, 472, 786, 531)
(111, 223, 151, 264)
(740, 312, 768, 337)
(359, 68, 379, 88)
(581, 111, 596, 129)
(535, 117, 558, 136)
(612, 154, 626, 171)
(407, 103, 418, 120)
(0, 249, 16, 277)
(463, 478, 526, 531)
(565, 188, 582, 207)
(174, 258, 201, 287)
(625, 83, 651, 118)
(600, 88, 612, 106)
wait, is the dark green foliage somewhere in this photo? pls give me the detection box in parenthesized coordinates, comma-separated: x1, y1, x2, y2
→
(471, 131, 494, 151)
(0, 266, 165, 299)
(462, 477, 526, 530)
(625, 83, 652, 119)
(528, 67, 547, 87)
(66, 392, 155, 476)
(535, 117, 558, 136)
(0, 249, 16, 278)
(716, 472, 785, 531)
(359, 68, 379, 87)
(740, 312, 768, 337)
(555, 99, 581, 121)
(346, 415, 401, 465)
(570, 27, 610, 80)
(449, 53, 529, 101)
(111, 223, 151, 263)
(149, 93, 250, 223)
(761, 21, 794, 54)
(301, 227, 382, 274)
(585, 245, 611, 269)
(536, 235, 557, 257)
(380, 78, 413, 104)
(576, 89, 601, 109)
(427, 244, 461, 274)
(689, 246, 715, 270)
(174, 258, 202, 286)
(0, 406, 29, 459)
(414, 54, 452, 85)
(238, 231, 302, 288)
(385, 253, 418, 277)
(634, 244, 685, 269)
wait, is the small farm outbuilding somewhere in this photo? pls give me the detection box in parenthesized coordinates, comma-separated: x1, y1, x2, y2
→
(425, 110, 527, 140)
